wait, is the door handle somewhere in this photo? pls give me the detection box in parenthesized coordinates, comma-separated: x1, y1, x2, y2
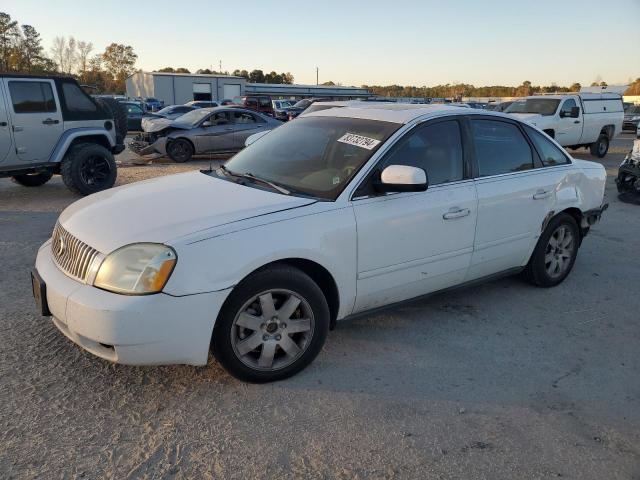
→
(0, 121, 7, 127)
(443, 208, 471, 220)
(573, 120, 581, 124)
(42, 118, 59, 125)
(533, 189, 551, 200)
(12, 125, 23, 132)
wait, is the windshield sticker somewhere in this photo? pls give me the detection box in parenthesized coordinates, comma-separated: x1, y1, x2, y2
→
(337, 133, 381, 150)
(332, 176, 341, 185)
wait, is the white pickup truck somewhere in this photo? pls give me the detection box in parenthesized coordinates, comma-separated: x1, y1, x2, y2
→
(505, 92, 624, 157)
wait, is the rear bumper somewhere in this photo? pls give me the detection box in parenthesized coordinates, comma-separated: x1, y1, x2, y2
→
(35, 240, 231, 366)
(582, 203, 608, 227)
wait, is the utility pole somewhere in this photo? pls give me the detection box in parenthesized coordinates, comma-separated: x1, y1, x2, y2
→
(316, 67, 319, 85)
(219, 60, 222, 72)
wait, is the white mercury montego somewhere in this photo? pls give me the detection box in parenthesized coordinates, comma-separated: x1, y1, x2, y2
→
(33, 104, 608, 382)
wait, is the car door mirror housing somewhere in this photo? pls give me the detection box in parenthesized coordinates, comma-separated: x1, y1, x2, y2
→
(202, 121, 212, 127)
(374, 165, 428, 193)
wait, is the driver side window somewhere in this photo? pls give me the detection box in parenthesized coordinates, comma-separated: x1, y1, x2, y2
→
(381, 120, 464, 186)
(560, 99, 577, 117)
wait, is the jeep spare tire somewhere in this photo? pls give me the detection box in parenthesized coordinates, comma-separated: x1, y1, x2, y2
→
(95, 97, 127, 145)
(61, 143, 117, 195)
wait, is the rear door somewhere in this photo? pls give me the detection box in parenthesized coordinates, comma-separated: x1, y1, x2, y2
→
(0, 82, 12, 163)
(232, 111, 268, 148)
(3, 78, 62, 162)
(467, 117, 557, 280)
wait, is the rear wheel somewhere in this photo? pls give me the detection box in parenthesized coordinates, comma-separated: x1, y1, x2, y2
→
(212, 265, 330, 383)
(11, 171, 53, 187)
(589, 134, 609, 158)
(166, 139, 194, 163)
(524, 213, 579, 287)
(61, 143, 117, 195)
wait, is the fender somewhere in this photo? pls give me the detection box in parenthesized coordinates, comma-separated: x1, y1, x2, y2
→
(48, 128, 115, 164)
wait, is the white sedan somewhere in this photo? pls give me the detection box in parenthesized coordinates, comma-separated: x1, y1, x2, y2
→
(33, 105, 608, 382)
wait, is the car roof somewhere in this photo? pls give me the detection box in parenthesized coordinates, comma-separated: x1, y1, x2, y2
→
(303, 103, 505, 124)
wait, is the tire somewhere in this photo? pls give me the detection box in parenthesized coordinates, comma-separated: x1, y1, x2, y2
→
(61, 143, 117, 195)
(589, 134, 609, 158)
(166, 138, 194, 163)
(524, 213, 579, 287)
(11, 171, 53, 187)
(94, 97, 127, 145)
(212, 265, 330, 383)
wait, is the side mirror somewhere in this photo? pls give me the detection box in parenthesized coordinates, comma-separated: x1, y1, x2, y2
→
(374, 165, 428, 193)
(245, 130, 271, 147)
(202, 121, 212, 127)
(570, 106, 580, 118)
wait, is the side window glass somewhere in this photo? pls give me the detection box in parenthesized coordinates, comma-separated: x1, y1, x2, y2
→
(259, 97, 271, 107)
(525, 126, 571, 166)
(8, 81, 56, 113)
(470, 120, 533, 176)
(62, 82, 97, 112)
(382, 120, 464, 186)
(560, 99, 577, 117)
(234, 112, 256, 124)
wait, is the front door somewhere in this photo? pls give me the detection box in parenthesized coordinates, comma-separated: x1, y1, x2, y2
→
(232, 111, 267, 148)
(0, 82, 11, 163)
(195, 111, 235, 152)
(556, 98, 582, 145)
(3, 78, 62, 162)
(352, 119, 478, 312)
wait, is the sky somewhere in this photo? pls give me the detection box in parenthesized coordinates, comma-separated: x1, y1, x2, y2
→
(4, 0, 640, 87)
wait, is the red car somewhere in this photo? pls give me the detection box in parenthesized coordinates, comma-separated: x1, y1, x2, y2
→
(233, 95, 274, 116)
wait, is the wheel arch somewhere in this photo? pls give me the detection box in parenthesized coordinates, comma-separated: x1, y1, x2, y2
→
(223, 257, 341, 330)
(167, 136, 196, 151)
(49, 129, 115, 164)
(600, 124, 615, 139)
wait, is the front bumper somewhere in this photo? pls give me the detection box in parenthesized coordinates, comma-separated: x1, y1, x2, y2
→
(35, 241, 231, 366)
(129, 134, 167, 156)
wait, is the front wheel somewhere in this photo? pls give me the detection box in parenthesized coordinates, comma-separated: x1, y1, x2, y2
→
(524, 213, 579, 287)
(166, 139, 194, 163)
(589, 134, 609, 158)
(212, 265, 330, 383)
(61, 143, 117, 195)
(11, 171, 53, 187)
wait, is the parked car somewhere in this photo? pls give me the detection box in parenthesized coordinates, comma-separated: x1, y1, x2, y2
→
(218, 99, 234, 106)
(485, 101, 513, 112)
(616, 139, 640, 198)
(121, 101, 146, 131)
(233, 95, 274, 116)
(185, 100, 219, 109)
(505, 93, 624, 157)
(140, 105, 197, 131)
(34, 105, 608, 382)
(130, 107, 281, 162)
(0, 74, 126, 195)
(142, 97, 164, 111)
(272, 99, 296, 121)
(287, 98, 323, 120)
(623, 104, 640, 132)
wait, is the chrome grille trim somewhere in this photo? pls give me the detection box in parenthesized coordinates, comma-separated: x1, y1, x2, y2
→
(51, 222, 100, 282)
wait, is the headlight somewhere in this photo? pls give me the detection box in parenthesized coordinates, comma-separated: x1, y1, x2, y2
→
(94, 243, 177, 295)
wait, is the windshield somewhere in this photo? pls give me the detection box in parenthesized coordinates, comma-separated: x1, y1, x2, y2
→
(156, 105, 180, 115)
(625, 105, 640, 114)
(174, 108, 212, 125)
(221, 116, 399, 200)
(293, 99, 312, 109)
(505, 98, 560, 116)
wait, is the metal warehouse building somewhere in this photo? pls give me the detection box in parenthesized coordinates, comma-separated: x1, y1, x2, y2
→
(245, 83, 373, 100)
(126, 71, 246, 105)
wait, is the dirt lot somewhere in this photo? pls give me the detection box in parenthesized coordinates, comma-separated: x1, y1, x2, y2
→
(1, 135, 639, 479)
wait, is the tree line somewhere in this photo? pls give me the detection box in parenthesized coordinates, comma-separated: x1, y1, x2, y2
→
(0, 11, 137, 93)
(157, 67, 294, 85)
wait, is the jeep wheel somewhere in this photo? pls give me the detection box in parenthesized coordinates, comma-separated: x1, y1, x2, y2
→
(589, 134, 609, 158)
(212, 265, 330, 383)
(61, 143, 117, 195)
(167, 139, 194, 163)
(11, 171, 53, 187)
(95, 97, 128, 144)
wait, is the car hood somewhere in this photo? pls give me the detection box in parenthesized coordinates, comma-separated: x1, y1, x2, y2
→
(507, 113, 545, 125)
(142, 117, 192, 133)
(58, 171, 316, 253)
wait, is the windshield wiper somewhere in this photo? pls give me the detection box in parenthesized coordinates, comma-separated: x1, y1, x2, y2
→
(219, 165, 291, 195)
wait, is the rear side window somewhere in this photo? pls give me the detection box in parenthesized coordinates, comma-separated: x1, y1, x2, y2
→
(525, 126, 571, 166)
(8, 81, 56, 113)
(259, 97, 271, 107)
(470, 119, 533, 176)
(62, 82, 98, 112)
(234, 111, 257, 124)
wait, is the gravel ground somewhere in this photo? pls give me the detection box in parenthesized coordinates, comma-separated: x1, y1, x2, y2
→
(0, 135, 639, 479)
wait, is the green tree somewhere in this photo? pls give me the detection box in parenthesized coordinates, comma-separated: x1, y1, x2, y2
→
(248, 69, 265, 83)
(102, 43, 137, 92)
(0, 12, 19, 71)
(19, 25, 43, 73)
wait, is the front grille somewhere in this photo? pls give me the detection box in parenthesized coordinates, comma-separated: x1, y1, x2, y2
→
(51, 223, 100, 282)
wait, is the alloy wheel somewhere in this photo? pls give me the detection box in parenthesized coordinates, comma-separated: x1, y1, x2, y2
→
(79, 155, 111, 187)
(544, 225, 575, 278)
